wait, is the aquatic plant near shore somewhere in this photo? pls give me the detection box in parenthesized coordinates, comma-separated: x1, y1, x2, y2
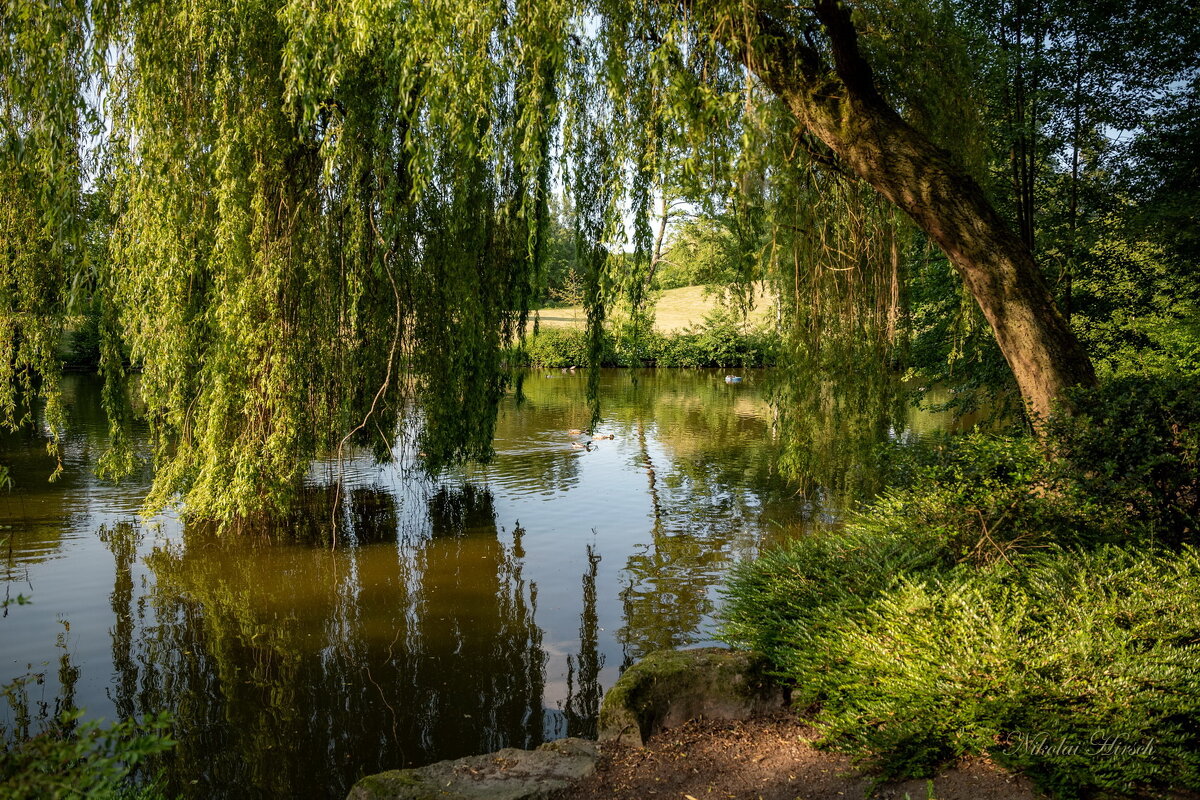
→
(0, 692, 174, 800)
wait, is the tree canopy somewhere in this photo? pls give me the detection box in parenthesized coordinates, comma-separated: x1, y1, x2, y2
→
(2, 0, 1196, 522)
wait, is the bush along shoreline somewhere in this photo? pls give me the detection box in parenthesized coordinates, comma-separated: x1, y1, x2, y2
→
(721, 374, 1200, 800)
(511, 318, 778, 369)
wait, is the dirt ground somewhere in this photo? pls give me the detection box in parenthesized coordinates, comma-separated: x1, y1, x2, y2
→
(555, 712, 1039, 800)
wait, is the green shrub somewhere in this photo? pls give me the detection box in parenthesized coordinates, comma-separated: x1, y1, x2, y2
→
(519, 328, 606, 368)
(875, 434, 1136, 559)
(723, 378, 1200, 797)
(0, 708, 175, 800)
(63, 311, 102, 369)
(515, 313, 778, 369)
(1048, 374, 1200, 545)
(722, 433, 1134, 666)
(725, 542, 1200, 798)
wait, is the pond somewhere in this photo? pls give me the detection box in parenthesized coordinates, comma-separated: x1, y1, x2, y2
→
(1, 369, 950, 799)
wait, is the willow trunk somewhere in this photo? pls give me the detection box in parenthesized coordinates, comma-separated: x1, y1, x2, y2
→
(741, 6, 1096, 420)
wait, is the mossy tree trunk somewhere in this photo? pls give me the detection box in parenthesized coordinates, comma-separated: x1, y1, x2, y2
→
(728, 0, 1097, 420)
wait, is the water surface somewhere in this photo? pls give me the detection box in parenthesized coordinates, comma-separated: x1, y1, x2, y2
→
(3, 369, 836, 798)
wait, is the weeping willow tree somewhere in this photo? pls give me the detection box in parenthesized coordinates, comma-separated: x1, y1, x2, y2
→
(0, 0, 93, 481)
(94, 0, 574, 520)
(746, 0, 1001, 499)
(2, 0, 1096, 523)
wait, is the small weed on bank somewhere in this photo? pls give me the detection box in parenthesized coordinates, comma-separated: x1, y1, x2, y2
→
(0, 707, 175, 800)
(2, 600, 175, 799)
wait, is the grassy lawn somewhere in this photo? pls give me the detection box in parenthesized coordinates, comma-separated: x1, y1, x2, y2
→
(532, 283, 776, 332)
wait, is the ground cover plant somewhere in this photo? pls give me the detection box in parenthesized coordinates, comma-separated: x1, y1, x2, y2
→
(723, 373, 1200, 799)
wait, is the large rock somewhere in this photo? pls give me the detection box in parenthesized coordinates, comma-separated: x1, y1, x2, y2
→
(347, 738, 598, 800)
(597, 647, 786, 747)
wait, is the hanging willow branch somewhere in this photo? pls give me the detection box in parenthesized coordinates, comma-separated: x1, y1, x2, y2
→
(1, 0, 1012, 524)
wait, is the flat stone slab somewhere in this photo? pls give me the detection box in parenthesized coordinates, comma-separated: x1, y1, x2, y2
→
(598, 646, 786, 747)
(347, 738, 598, 800)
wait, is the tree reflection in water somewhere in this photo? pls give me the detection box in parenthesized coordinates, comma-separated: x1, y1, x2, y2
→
(125, 485, 543, 799)
(2, 370, 886, 800)
(562, 544, 603, 738)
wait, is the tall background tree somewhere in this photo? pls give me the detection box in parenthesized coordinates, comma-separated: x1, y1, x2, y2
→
(910, 0, 1199, 407)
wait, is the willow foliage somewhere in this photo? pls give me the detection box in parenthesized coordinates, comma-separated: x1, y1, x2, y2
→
(95, 0, 589, 519)
(1, 0, 987, 522)
(747, 0, 984, 499)
(1, 0, 93, 479)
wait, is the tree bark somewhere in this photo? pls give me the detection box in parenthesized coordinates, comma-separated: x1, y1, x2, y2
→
(729, 1, 1096, 420)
